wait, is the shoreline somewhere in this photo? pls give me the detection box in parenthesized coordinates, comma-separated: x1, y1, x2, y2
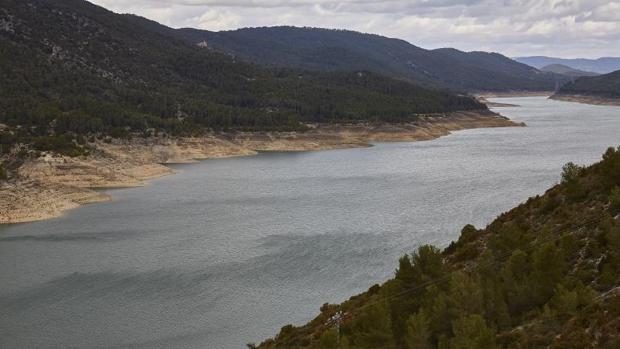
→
(549, 94, 620, 107)
(476, 92, 552, 107)
(477, 91, 552, 97)
(475, 96, 519, 108)
(0, 110, 522, 224)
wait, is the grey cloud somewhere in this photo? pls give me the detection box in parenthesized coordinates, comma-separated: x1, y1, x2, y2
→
(90, 0, 620, 58)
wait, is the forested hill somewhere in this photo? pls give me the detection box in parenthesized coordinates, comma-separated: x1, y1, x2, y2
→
(176, 26, 565, 92)
(255, 146, 620, 349)
(556, 70, 620, 99)
(0, 0, 484, 141)
(515, 56, 620, 75)
(540, 64, 599, 78)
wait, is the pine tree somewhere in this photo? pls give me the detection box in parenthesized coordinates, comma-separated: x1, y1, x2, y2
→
(501, 249, 533, 314)
(317, 329, 339, 349)
(348, 300, 396, 349)
(449, 271, 484, 317)
(395, 254, 415, 285)
(609, 186, 620, 214)
(531, 242, 567, 305)
(411, 245, 446, 285)
(449, 314, 497, 349)
(404, 311, 432, 349)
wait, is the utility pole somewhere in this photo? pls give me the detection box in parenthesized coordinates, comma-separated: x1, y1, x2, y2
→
(329, 310, 344, 349)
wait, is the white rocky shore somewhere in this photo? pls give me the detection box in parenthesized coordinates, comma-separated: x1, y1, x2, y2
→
(0, 111, 522, 224)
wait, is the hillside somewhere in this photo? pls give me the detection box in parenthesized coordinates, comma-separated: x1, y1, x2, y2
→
(516, 56, 620, 75)
(541, 64, 598, 78)
(0, 0, 484, 157)
(176, 26, 564, 92)
(255, 146, 620, 349)
(555, 70, 620, 100)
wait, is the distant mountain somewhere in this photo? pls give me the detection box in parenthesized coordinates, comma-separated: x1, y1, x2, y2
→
(556, 70, 620, 99)
(515, 56, 620, 74)
(176, 26, 564, 92)
(0, 0, 484, 146)
(541, 64, 598, 77)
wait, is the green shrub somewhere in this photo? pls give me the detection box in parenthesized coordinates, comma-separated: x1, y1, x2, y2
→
(459, 224, 479, 243)
(610, 186, 620, 214)
(32, 135, 88, 157)
(601, 147, 620, 187)
(0, 163, 7, 180)
(449, 314, 497, 349)
(561, 162, 583, 183)
(562, 162, 586, 200)
(0, 131, 16, 154)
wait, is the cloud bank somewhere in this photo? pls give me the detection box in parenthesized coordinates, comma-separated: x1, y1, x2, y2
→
(90, 0, 620, 58)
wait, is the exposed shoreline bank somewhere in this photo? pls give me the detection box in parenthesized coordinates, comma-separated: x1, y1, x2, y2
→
(549, 94, 620, 107)
(475, 92, 552, 107)
(0, 110, 521, 224)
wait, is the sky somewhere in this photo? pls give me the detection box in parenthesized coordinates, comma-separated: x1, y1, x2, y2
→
(89, 0, 620, 58)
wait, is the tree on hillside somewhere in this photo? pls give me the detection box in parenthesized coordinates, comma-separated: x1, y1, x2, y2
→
(531, 242, 568, 305)
(448, 314, 497, 349)
(317, 329, 339, 349)
(404, 311, 432, 349)
(610, 186, 620, 214)
(347, 300, 395, 349)
(561, 162, 583, 183)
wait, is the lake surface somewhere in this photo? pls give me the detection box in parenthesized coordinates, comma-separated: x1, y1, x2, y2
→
(1, 97, 619, 348)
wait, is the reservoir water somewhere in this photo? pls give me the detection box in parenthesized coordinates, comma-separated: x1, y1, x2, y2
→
(1, 97, 619, 348)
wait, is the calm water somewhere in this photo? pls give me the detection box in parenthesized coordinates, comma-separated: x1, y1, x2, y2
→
(1, 97, 619, 348)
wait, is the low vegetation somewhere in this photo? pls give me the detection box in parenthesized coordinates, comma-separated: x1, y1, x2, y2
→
(255, 146, 620, 349)
(0, 163, 7, 180)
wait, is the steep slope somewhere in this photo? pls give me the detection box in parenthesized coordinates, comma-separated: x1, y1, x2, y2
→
(553, 70, 620, 105)
(255, 146, 620, 349)
(541, 64, 599, 77)
(0, 0, 484, 141)
(516, 56, 620, 75)
(176, 26, 563, 92)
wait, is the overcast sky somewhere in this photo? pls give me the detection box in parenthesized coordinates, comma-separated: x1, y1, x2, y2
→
(90, 0, 619, 58)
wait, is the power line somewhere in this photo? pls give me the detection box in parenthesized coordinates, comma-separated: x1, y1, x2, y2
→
(325, 212, 608, 330)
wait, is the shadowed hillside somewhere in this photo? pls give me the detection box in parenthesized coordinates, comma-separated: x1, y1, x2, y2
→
(556, 71, 620, 99)
(0, 0, 484, 158)
(516, 56, 620, 75)
(176, 26, 565, 93)
(541, 64, 598, 78)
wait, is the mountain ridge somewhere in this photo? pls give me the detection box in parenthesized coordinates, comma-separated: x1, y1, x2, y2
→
(0, 0, 486, 157)
(541, 64, 599, 77)
(516, 56, 620, 74)
(555, 70, 620, 99)
(175, 26, 565, 92)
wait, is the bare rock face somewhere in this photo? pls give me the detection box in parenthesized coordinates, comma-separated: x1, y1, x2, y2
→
(0, 180, 109, 224)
